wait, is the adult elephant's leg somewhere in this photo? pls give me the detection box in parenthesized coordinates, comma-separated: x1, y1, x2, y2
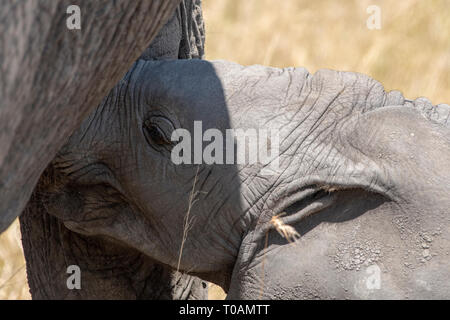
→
(0, 0, 182, 232)
(19, 0, 208, 300)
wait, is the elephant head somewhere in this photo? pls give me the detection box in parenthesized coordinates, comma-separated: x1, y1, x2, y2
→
(35, 58, 450, 299)
(15, 0, 209, 300)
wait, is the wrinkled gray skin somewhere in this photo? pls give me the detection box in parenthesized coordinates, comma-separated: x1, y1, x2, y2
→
(39, 59, 450, 299)
(0, 0, 184, 232)
(19, 0, 208, 300)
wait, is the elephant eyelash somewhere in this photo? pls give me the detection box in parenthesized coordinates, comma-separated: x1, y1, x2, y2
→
(145, 123, 171, 145)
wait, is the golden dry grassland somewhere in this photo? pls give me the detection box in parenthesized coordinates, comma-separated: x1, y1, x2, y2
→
(204, 0, 450, 104)
(1, 0, 448, 300)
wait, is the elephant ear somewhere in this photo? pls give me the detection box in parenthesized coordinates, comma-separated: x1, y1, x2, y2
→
(0, 0, 182, 233)
(382, 90, 450, 128)
(408, 98, 450, 128)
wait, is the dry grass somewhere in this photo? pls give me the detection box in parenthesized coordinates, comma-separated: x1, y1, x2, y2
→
(1, 0, 449, 300)
(0, 220, 30, 300)
(270, 214, 301, 243)
(204, 0, 450, 104)
(177, 166, 200, 274)
(259, 215, 301, 298)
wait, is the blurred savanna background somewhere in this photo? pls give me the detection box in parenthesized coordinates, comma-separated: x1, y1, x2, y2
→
(1, 0, 449, 300)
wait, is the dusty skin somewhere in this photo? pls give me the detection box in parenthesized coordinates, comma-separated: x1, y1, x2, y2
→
(1, 0, 450, 300)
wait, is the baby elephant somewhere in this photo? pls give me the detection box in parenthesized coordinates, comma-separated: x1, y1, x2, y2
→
(31, 59, 450, 299)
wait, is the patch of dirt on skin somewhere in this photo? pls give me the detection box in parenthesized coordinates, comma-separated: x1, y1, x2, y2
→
(415, 229, 442, 264)
(331, 239, 382, 272)
(392, 214, 443, 268)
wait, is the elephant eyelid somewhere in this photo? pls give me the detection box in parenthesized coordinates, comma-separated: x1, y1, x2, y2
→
(143, 116, 175, 150)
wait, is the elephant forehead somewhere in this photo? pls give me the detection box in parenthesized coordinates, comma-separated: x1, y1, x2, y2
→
(212, 60, 308, 90)
(137, 59, 308, 103)
(134, 60, 228, 119)
(134, 60, 312, 130)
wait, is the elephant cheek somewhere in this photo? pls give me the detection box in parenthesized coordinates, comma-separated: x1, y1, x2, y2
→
(46, 190, 85, 223)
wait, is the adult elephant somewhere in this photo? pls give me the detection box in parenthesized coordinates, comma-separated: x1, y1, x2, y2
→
(30, 58, 450, 299)
(2, 0, 207, 299)
(0, 0, 185, 232)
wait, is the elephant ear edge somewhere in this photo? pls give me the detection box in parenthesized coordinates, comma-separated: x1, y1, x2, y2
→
(384, 90, 450, 128)
(138, 0, 205, 61)
(408, 98, 450, 129)
(178, 0, 206, 59)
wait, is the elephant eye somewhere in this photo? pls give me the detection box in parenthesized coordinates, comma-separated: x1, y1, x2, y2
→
(143, 116, 174, 150)
(146, 124, 167, 145)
